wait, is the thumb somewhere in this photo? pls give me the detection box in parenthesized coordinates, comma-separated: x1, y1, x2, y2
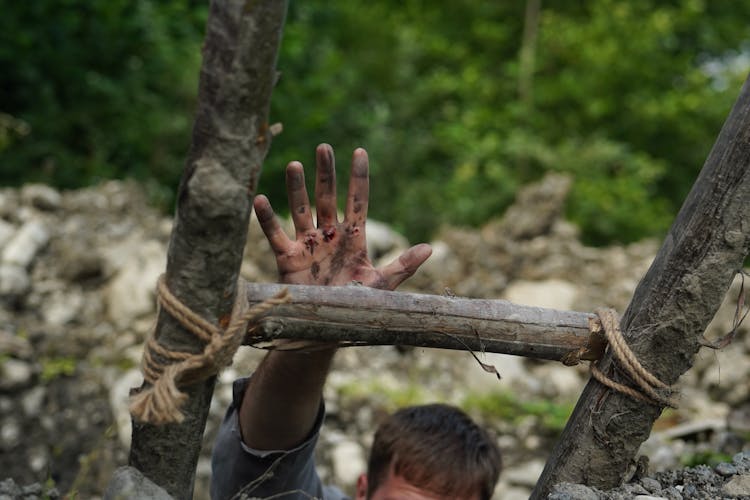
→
(379, 243, 432, 290)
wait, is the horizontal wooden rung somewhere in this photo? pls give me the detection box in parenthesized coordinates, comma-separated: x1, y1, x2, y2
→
(242, 282, 602, 363)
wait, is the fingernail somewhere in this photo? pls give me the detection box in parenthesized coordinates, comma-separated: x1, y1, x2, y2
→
(352, 149, 368, 177)
(317, 144, 334, 168)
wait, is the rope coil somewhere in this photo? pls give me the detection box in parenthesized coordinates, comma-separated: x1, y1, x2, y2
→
(590, 308, 678, 408)
(130, 275, 291, 424)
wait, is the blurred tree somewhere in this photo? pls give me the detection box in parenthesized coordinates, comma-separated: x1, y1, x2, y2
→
(264, 0, 749, 243)
(1, 0, 748, 244)
(0, 0, 207, 206)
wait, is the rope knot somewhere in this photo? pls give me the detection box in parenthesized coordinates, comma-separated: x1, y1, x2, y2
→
(590, 308, 678, 408)
(129, 275, 291, 424)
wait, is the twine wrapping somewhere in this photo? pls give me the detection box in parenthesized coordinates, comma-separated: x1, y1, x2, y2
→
(590, 308, 678, 408)
(130, 275, 291, 424)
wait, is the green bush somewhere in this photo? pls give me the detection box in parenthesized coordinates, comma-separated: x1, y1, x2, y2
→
(2, 0, 749, 244)
(0, 0, 206, 205)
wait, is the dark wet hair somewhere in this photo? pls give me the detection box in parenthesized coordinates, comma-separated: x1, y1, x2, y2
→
(366, 403, 502, 499)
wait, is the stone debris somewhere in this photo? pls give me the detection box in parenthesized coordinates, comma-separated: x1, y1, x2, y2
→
(0, 359, 34, 392)
(722, 473, 750, 497)
(551, 451, 750, 499)
(104, 466, 173, 500)
(1, 220, 49, 268)
(0, 477, 60, 500)
(0, 178, 746, 498)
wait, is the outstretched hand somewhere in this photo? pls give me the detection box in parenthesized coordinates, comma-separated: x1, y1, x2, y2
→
(254, 144, 431, 290)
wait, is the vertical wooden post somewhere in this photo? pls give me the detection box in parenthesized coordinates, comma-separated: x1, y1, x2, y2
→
(127, 1, 287, 497)
(532, 75, 750, 498)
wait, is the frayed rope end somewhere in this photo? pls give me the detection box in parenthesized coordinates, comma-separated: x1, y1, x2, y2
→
(129, 365, 189, 425)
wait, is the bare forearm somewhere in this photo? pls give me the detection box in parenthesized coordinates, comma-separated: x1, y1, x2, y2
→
(239, 348, 336, 450)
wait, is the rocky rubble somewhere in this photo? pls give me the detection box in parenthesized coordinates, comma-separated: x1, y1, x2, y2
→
(0, 177, 748, 499)
(550, 451, 750, 499)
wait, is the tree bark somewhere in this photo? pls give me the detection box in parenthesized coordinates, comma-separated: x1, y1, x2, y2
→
(532, 75, 750, 498)
(127, 1, 286, 497)
(242, 283, 602, 362)
(518, 0, 541, 109)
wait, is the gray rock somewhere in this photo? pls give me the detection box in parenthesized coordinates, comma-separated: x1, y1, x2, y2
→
(494, 485, 531, 500)
(330, 438, 366, 486)
(721, 473, 750, 497)
(0, 358, 34, 391)
(0, 264, 30, 297)
(0, 330, 32, 359)
(641, 477, 662, 493)
(109, 368, 144, 448)
(406, 240, 461, 294)
(727, 404, 750, 434)
(548, 483, 600, 500)
(42, 289, 84, 326)
(21, 386, 46, 416)
(530, 363, 584, 398)
(0, 418, 21, 449)
(502, 279, 580, 311)
(104, 466, 173, 500)
(21, 184, 61, 211)
(0, 478, 22, 497)
(700, 343, 750, 405)
(21, 482, 43, 496)
(104, 238, 164, 327)
(1, 220, 49, 268)
(715, 462, 737, 477)
(366, 219, 408, 260)
(680, 483, 698, 498)
(0, 397, 12, 414)
(0, 220, 14, 250)
(661, 486, 683, 499)
(503, 459, 545, 488)
(61, 251, 103, 282)
(734, 451, 750, 471)
(659, 418, 726, 440)
(623, 483, 650, 495)
(497, 173, 572, 240)
(633, 496, 668, 500)
(27, 444, 49, 473)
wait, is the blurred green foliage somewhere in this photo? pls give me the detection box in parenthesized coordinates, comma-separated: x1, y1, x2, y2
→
(1, 0, 749, 244)
(462, 391, 574, 436)
(40, 356, 76, 382)
(0, 0, 207, 205)
(680, 450, 733, 468)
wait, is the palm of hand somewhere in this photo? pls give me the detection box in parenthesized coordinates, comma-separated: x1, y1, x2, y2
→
(254, 144, 431, 291)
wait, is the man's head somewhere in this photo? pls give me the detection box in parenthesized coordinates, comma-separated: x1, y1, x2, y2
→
(356, 403, 501, 500)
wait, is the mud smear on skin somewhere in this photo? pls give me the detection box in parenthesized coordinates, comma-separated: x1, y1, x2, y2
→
(317, 147, 335, 187)
(287, 169, 305, 190)
(326, 225, 367, 285)
(352, 195, 362, 214)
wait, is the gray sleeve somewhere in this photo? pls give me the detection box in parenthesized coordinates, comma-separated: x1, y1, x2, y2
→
(210, 378, 348, 500)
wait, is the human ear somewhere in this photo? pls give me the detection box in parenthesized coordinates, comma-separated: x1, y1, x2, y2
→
(355, 473, 368, 500)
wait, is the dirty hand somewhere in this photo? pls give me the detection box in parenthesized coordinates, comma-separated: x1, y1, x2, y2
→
(254, 144, 431, 290)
